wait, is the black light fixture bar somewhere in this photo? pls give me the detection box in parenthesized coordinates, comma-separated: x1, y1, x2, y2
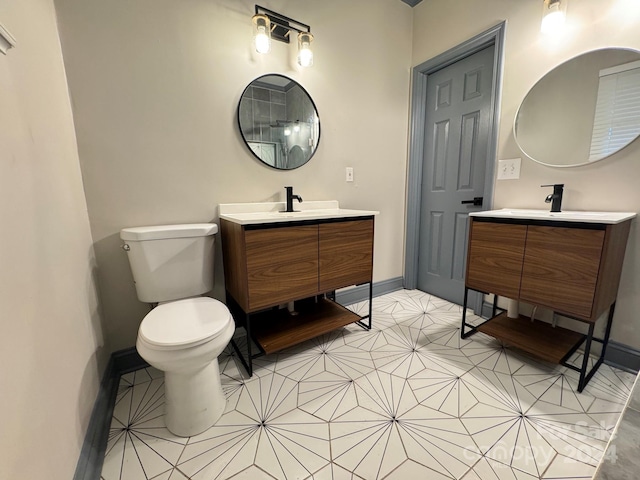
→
(255, 5, 311, 44)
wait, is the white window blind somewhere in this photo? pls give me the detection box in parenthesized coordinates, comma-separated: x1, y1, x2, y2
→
(588, 60, 640, 162)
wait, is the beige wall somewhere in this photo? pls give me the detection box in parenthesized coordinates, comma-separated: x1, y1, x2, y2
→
(0, 0, 107, 478)
(54, 0, 413, 351)
(413, 0, 640, 347)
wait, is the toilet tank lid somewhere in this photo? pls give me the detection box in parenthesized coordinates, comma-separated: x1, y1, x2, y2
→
(120, 223, 218, 241)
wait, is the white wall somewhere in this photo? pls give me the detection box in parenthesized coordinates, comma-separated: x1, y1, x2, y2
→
(0, 0, 106, 478)
(413, 0, 640, 348)
(54, 0, 413, 351)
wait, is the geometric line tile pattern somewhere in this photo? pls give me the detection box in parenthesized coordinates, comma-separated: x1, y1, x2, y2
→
(101, 289, 636, 480)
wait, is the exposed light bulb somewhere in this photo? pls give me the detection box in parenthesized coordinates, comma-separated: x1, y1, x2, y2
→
(284, 128, 291, 136)
(293, 122, 300, 133)
(541, 0, 566, 34)
(255, 26, 270, 53)
(252, 14, 271, 54)
(297, 32, 314, 67)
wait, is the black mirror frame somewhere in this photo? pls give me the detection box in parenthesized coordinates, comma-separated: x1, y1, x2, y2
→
(237, 73, 321, 170)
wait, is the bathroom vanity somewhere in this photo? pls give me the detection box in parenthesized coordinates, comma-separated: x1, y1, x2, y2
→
(219, 201, 378, 375)
(462, 209, 635, 392)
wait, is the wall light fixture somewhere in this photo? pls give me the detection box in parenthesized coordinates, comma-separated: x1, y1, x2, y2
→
(252, 5, 314, 67)
(541, 0, 568, 34)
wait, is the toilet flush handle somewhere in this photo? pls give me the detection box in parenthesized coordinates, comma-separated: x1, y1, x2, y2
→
(122, 243, 130, 251)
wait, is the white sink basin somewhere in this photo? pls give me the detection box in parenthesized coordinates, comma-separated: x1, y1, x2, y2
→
(470, 209, 636, 224)
(219, 201, 379, 225)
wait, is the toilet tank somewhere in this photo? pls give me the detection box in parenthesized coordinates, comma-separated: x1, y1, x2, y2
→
(120, 223, 218, 303)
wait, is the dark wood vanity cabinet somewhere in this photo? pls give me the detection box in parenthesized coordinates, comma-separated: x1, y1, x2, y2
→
(222, 218, 374, 313)
(463, 216, 632, 392)
(466, 219, 630, 322)
(221, 217, 375, 374)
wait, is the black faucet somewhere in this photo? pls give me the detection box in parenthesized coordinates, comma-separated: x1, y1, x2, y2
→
(542, 184, 564, 212)
(284, 186, 303, 212)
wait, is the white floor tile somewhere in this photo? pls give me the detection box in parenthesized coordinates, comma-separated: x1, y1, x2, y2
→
(100, 289, 635, 480)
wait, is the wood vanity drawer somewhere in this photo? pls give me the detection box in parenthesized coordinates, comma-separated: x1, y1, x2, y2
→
(245, 225, 319, 311)
(519, 226, 604, 319)
(319, 219, 374, 292)
(465, 221, 526, 299)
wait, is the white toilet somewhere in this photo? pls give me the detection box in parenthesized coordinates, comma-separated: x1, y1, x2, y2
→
(120, 223, 234, 437)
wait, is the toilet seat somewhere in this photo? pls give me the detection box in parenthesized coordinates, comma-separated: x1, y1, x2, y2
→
(139, 297, 233, 350)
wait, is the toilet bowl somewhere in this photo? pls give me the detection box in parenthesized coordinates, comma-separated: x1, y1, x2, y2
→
(136, 297, 235, 437)
(121, 223, 234, 437)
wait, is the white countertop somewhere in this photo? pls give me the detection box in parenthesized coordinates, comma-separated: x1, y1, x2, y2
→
(470, 208, 636, 224)
(219, 201, 379, 225)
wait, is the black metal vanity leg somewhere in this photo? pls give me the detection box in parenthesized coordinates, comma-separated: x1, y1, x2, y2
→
(355, 282, 373, 330)
(577, 303, 617, 392)
(578, 323, 595, 393)
(366, 281, 373, 329)
(599, 302, 616, 360)
(460, 287, 469, 338)
(245, 312, 253, 377)
(492, 294, 498, 318)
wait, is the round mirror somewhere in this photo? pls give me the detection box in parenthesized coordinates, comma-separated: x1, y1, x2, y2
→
(238, 74, 320, 170)
(514, 48, 640, 167)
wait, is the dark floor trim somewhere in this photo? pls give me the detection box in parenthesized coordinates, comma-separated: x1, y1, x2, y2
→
(480, 301, 640, 373)
(113, 346, 149, 375)
(72, 357, 117, 480)
(606, 341, 640, 373)
(335, 277, 404, 306)
(73, 348, 148, 480)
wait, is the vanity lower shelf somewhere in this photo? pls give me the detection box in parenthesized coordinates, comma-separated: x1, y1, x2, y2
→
(251, 298, 361, 354)
(477, 312, 585, 364)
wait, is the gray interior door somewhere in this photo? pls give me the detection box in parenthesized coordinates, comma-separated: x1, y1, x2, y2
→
(417, 45, 495, 305)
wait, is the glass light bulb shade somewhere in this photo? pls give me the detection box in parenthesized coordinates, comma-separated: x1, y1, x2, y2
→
(541, 0, 567, 34)
(293, 123, 300, 133)
(284, 128, 292, 136)
(297, 32, 314, 67)
(252, 14, 271, 54)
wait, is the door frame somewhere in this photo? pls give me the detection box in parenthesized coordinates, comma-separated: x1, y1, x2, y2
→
(404, 21, 506, 313)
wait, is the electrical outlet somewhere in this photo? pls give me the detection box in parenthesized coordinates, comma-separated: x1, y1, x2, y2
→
(497, 158, 521, 180)
(346, 167, 354, 182)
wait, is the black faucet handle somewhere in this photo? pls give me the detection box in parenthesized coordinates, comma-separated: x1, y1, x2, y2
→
(541, 184, 564, 213)
(284, 186, 302, 212)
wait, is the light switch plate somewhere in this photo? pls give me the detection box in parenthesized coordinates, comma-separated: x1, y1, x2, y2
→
(498, 158, 521, 180)
(346, 167, 354, 182)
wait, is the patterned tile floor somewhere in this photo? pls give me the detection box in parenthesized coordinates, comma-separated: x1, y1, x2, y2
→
(101, 290, 636, 480)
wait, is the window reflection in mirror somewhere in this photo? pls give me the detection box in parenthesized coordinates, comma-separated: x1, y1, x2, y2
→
(514, 48, 640, 167)
(238, 74, 320, 170)
(588, 60, 640, 161)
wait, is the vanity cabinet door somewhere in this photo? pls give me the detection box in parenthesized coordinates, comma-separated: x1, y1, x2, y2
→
(245, 225, 319, 311)
(319, 219, 374, 292)
(519, 226, 604, 319)
(465, 221, 526, 299)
